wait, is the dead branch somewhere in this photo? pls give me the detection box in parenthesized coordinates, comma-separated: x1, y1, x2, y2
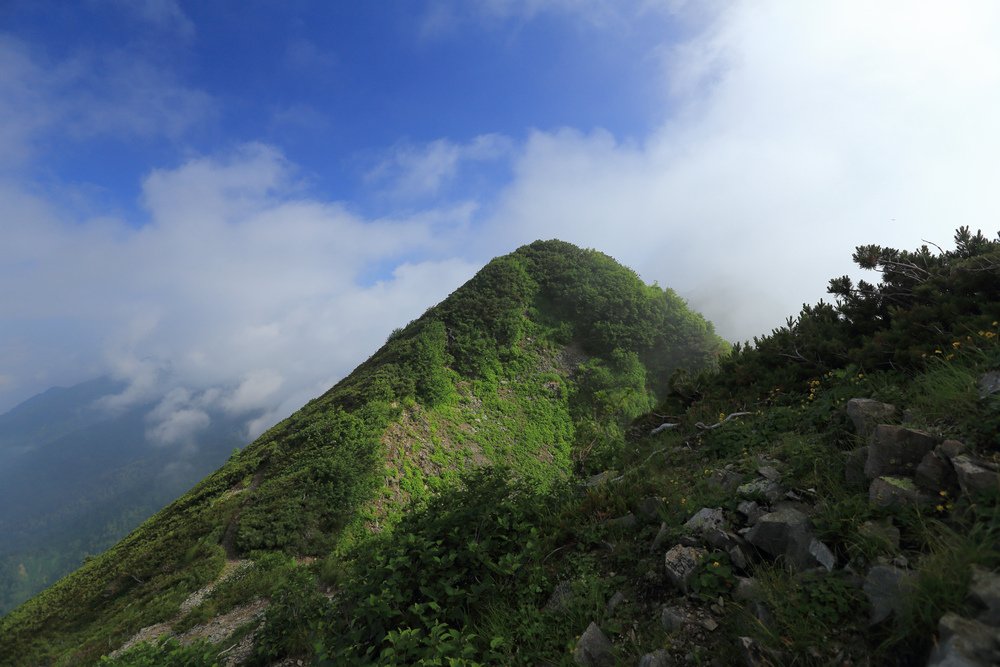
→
(694, 412, 752, 430)
(649, 422, 679, 435)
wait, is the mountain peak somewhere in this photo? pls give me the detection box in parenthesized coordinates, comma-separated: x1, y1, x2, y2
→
(0, 243, 726, 664)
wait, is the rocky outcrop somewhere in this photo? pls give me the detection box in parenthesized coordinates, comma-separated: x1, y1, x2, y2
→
(924, 564, 1000, 665)
(846, 398, 897, 439)
(926, 613, 1000, 667)
(737, 478, 784, 503)
(637, 649, 670, 667)
(745, 507, 835, 571)
(869, 476, 927, 509)
(915, 450, 958, 495)
(951, 455, 1000, 496)
(664, 545, 706, 592)
(969, 566, 1000, 626)
(863, 565, 912, 624)
(978, 371, 1000, 399)
(865, 425, 937, 479)
(573, 622, 615, 667)
(852, 418, 997, 510)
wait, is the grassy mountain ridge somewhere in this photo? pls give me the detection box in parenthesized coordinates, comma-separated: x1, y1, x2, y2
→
(0, 240, 727, 665)
(4, 231, 996, 666)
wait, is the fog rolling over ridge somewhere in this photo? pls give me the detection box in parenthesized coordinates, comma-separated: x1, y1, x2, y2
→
(0, 377, 253, 615)
(3, 2, 999, 433)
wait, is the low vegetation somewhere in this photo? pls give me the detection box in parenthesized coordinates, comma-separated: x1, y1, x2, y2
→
(2, 231, 998, 666)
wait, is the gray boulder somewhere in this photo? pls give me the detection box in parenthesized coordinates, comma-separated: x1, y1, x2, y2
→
(846, 398, 897, 439)
(684, 507, 727, 534)
(744, 507, 834, 571)
(758, 465, 781, 482)
(737, 478, 784, 503)
(684, 507, 738, 549)
(661, 605, 689, 633)
(859, 519, 901, 552)
(737, 500, 766, 526)
(926, 612, 1000, 667)
(845, 447, 869, 487)
(865, 425, 936, 479)
(635, 497, 665, 521)
(863, 565, 913, 625)
(869, 476, 927, 509)
(707, 468, 745, 492)
(937, 439, 968, 461)
(637, 649, 669, 667)
(745, 508, 809, 558)
(664, 545, 706, 592)
(952, 455, 1000, 496)
(650, 522, 670, 553)
(605, 590, 626, 615)
(737, 635, 779, 667)
(573, 622, 615, 667)
(789, 533, 836, 571)
(729, 545, 749, 571)
(544, 581, 574, 613)
(979, 371, 1000, 399)
(734, 577, 760, 601)
(969, 566, 1000, 626)
(916, 450, 959, 495)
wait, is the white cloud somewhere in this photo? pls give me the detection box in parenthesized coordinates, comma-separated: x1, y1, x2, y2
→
(103, 0, 196, 38)
(4, 0, 1000, 446)
(0, 143, 478, 437)
(145, 388, 209, 447)
(0, 35, 212, 172)
(221, 370, 284, 415)
(418, 0, 674, 37)
(368, 134, 514, 198)
(0, 37, 61, 169)
(284, 38, 338, 74)
(67, 54, 213, 139)
(475, 1, 1000, 341)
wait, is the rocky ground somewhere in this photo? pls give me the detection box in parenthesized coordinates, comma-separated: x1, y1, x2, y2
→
(569, 396, 1000, 667)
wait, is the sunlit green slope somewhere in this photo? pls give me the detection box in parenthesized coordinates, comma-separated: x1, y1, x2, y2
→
(0, 240, 727, 666)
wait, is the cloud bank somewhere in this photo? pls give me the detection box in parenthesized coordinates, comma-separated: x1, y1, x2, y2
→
(1, 144, 479, 437)
(3, 1, 999, 447)
(475, 1, 1000, 337)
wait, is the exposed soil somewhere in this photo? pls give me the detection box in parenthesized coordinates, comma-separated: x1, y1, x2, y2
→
(108, 558, 263, 661)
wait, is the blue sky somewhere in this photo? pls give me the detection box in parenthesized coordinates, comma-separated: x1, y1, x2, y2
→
(2, 1, 1000, 443)
(4, 1, 672, 217)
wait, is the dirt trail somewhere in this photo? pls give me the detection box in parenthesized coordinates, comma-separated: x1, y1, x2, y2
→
(108, 558, 262, 664)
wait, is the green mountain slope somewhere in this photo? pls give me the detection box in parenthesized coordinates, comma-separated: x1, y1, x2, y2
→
(0, 240, 727, 666)
(0, 379, 249, 616)
(5, 231, 996, 667)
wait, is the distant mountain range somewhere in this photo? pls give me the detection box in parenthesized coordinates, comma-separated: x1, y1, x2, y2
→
(0, 377, 252, 614)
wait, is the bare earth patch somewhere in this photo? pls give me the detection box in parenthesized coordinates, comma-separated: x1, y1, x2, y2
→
(107, 559, 260, 660)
